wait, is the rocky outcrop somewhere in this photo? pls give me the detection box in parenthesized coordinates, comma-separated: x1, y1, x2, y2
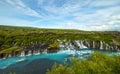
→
(0, 40, 120, 59)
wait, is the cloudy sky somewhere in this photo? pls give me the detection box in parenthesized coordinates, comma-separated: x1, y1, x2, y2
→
(0, 0, 120, 31)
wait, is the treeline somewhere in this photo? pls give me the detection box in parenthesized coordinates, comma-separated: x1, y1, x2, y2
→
(46, 52, 120, 74)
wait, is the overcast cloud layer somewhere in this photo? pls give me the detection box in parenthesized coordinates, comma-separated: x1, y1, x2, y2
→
(0, 0, 120, 31)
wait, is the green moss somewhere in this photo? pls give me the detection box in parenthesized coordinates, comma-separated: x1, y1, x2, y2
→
(0, 46, 23, 54)
(48, 41, 59, 49)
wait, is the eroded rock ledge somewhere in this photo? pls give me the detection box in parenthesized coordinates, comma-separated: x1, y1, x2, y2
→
(0, 40, 120, 59)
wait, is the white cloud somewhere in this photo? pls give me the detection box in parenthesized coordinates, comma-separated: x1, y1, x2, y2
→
(61, 22, 108, 31)
(59, 21, 89, 30)
(5, 0, 14, 5)
(38, 0, 91, 15)
(73, 5, 120, 30)
(6, 0, 41, 18)
(1, 0, 120, 31)
(90, 0, 120, 7)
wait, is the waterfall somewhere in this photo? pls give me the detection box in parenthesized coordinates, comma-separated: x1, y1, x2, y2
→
(106, 44, 109, 50)
(106, 44, 111, 50)
(42, 49, 47, 54)
(115, 46, 119, 51)
(66, 42, 70, 50)
(27, 50, 32, 56)
(81, 41, 87, 48)
(111, 46, 114, 50)
(37, 50, 40, 55)
(93, 41, 95, 48)
(75, 40, 87, 49)
(65, 41, 71, 50)
(108, 45, 111, 50)
(59, 40, 65, 50)
(8, 53, 12, 57)
(69, 43, 74, 49)
(34, 50, 40, 55)
(100, 41, 103, 49)
(85, 41, 90, 47)
(75, 40, 80, 48)
(20, 51, 25, 56)
(115, 46, 118, 50)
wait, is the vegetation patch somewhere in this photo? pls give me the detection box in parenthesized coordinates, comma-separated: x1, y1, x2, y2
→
(0, 46, 23, 54)
(46, 52, 120, 74)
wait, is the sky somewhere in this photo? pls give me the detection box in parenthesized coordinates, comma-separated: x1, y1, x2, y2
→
(0, 0, 120, 31)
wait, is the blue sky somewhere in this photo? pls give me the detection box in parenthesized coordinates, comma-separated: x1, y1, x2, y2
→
(0, 0, 120, 31)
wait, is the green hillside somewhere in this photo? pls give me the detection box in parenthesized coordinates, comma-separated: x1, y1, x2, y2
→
(0, 25, 120, 53)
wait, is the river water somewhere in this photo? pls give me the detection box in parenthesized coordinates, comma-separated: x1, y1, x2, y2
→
(0, 49, 119, 74)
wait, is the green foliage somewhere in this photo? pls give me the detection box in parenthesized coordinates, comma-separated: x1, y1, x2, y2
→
(9, 72, 16, 74)
(46, 52, 120, 74)
(48, 41, 59, 49)
(0, 46, 23, 54)
(2, 72, 16, 74)
(0, 25, 120, 53)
